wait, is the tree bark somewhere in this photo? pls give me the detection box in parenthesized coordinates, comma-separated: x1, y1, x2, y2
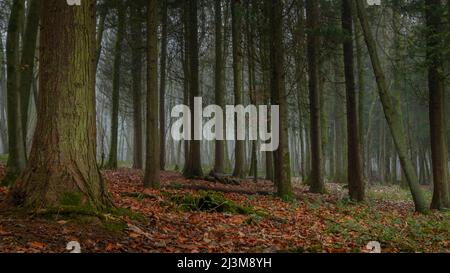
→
(4, 0, 27, 186)
(130, 1, 143, 169)
(144, 0, 161, 188)
(19, 0, 40, 148)
(212, 0, 225, 174)
(306, 0, 325, 193)
(10, 0, 112, 210)
(426, 0, 450, 209)
(106, 2, 126, 170)
(159, 0, 168, 171)
(231, 0, 246, 178)
(269, 0, 293, 199)
(342, 0, 365, 201)
(183, 0, 203, 178)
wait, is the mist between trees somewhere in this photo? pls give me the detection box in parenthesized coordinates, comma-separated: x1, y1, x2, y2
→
(0, 0, 448, 212)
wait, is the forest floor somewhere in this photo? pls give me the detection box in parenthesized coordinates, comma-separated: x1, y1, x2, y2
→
(0, 163, 448, 253)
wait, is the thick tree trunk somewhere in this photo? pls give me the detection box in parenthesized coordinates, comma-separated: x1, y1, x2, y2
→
(144, 0, 161, 188)
(426, 0, 450, 209)
(159, 0, 168, 171)
(231, 0, 246, 178)
(106, 3, 125, 170)
(10, 0, 112, 210)
(130, 2, 143, 169)
(355, 0, 427, 212)
(269, 0, 293, 199)
(306, 0, 325, 193)
(342, 0, 365, 201)
(183, 0, 203, 178)
(3, 0, 27, 186)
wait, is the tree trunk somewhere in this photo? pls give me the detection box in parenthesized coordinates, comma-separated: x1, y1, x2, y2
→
(130, 2, 143, 169)
(95, 2, 108, 71)
(426, 0, 450, 209)
(19, 0, 40, 148)
(342, 0, 364, 201)
(183, 0, 203, 178)
(0, 37, 8, 154)
(212, 0, 225, 175)
(355, 0, 427, 212)
(306, 0, 325, 193)
(231, 0, 245, 178)
(144, 0, 161, 188)
(3, 0, 27, 186)
(269, 0, 293, 199)
(159, 0, 168, 171)
(10, 0, 112, 210)
(106, 3, 125, 170)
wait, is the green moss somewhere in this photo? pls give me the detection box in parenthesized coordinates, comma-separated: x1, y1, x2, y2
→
(0, 154, 8, 163)
(170, 191, 256, 215)
(59, 192, 83, 207)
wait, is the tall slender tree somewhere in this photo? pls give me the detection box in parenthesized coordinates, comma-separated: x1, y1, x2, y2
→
(144, 0, 161, 188)
(130, 1, 143, 169)
(105, 1, 126, 170)
(183, 0, 203, 178)
(342, 0, 364, 201)
(160, 0, 168, 171)
(269, 0, 293, 199)
(3, 0, 27, 186)
(19, 0, 40, 147)
(355, 0, 427, 212)
(306, 0, 325, 193)
(426, 0, 449, 209)
(231, 0, 246, 178)
(212, 0, 225, 175)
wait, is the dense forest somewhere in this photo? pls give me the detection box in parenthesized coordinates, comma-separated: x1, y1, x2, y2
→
(0, 0, 448, 253)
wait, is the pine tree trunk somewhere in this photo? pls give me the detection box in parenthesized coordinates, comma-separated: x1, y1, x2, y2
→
(106, 3, 125, 170)
(355, 0, 427, 212)
(95, 2, 108, 70)
(212, 0, 225, 175)
(144, 0, 161, 188)
(19, 0, 39, 148)
(10, 0, 112, 210)
(130, 2, 143, 170)
(269, 0, 293, 199)
(0, 38, 8, 154)
(183, 0, 203, 178)
(159, 0, 168, 171)
(4, 0, 27, 186)
(306, 0, 325, 193)
(426, 0, 450, 209)
(342, 0, 364, 201)
(231, 0, 246, 178)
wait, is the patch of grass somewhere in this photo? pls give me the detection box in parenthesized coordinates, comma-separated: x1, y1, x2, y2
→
(366, 185, 432, 204)
(121, 192, 157, 201)
(0, 154, 8, 163)
(319, 201, 450, 252)
(170, 190, 257, 215)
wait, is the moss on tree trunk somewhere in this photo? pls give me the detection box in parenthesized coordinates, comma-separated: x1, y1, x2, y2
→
(10, 0, 112, 210)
